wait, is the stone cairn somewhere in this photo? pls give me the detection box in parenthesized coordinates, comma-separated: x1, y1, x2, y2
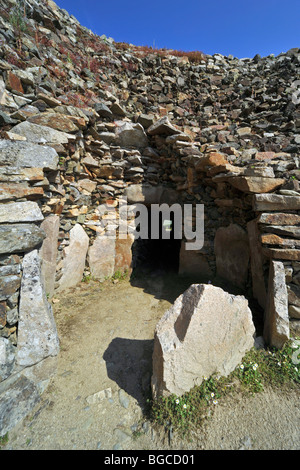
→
(0, 0, 299, 432)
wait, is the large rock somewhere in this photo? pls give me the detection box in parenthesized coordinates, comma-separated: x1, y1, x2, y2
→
(263, 260, 289, 349)
(214, 223, 250, 289)
(0, 224, 46, 254)
(88, 235, 115, 280)
(57, 224, 89, 291)
(0, 375, 40, 437)
(0, 140, 58, 170)
(16, 250, 59, 367)
(262, 248, 300, 261)
(151, 284, 255, 398)
(9, 121, 75, 145)
(115, 121, 148, 148)
(0, 355, 57, 437)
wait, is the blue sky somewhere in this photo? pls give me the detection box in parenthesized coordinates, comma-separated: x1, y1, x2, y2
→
(54, 0, 300, 58)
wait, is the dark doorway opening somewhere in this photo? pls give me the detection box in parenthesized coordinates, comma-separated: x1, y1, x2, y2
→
(131, 208, 182, 275)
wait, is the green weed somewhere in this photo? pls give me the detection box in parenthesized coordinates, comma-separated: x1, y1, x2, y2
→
(0, 433, 9, 448)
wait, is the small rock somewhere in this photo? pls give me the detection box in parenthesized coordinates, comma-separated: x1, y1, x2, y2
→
(118, 389, 130, 409)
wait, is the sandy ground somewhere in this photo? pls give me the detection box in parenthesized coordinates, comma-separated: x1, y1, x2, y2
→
(3, 272, 300, 451)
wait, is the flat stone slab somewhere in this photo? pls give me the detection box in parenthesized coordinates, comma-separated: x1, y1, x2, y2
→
(9, 121, 75, 145)
(226, 176, 285, 194)
(262, 225, 300, 239)
(57, 224, 89, 291)
(0, 167, 44, 183)
(0, 140, 58, 170)
(257, 212, 300, 226)
(0, 201, 44, 224)
(253, 194, 300, 211)
(28, 112, 80, 133)
(0, 183, 44, 202)
(261, 233, 300, 247)
(262, 248, 300, 261)
(0, 224, 46, 254)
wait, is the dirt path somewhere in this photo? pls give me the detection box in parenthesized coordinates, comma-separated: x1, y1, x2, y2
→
(3, 273, 300, 451)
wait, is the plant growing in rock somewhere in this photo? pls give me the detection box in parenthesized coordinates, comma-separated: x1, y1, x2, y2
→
(0, 432, 9, 448)
(8, 0, 28, 48)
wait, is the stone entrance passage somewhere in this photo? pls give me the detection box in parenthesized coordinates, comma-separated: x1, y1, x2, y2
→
(131, 209, 181, 274)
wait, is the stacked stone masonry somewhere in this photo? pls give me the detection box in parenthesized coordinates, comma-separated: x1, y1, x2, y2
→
(0, 0, 299, 434)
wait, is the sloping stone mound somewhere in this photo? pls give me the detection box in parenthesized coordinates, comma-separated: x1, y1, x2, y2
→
(151, 284, 255, 398)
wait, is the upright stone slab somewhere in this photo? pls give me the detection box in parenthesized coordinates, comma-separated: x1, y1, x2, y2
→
(151, 284, 255, 398)
(88, 235, 115, 280)
(39, 215, 59, 298)
(57, 224, 89, 291)
(115, 234, 134, 275)
(263, 260, 289, 349)
(178, 242, 213, 279)
(16, 250, 59, 367)
(214, 223, 250, 290)
(0, 338, 16, 382)
(247, 219, 267, 308)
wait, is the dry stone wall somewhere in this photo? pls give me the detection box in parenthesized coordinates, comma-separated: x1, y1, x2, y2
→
(0, 0, 299, 433)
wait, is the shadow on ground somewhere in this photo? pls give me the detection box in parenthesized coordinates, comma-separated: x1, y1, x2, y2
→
(103, 270, 264, 406)
(103, 337, 154, 409)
